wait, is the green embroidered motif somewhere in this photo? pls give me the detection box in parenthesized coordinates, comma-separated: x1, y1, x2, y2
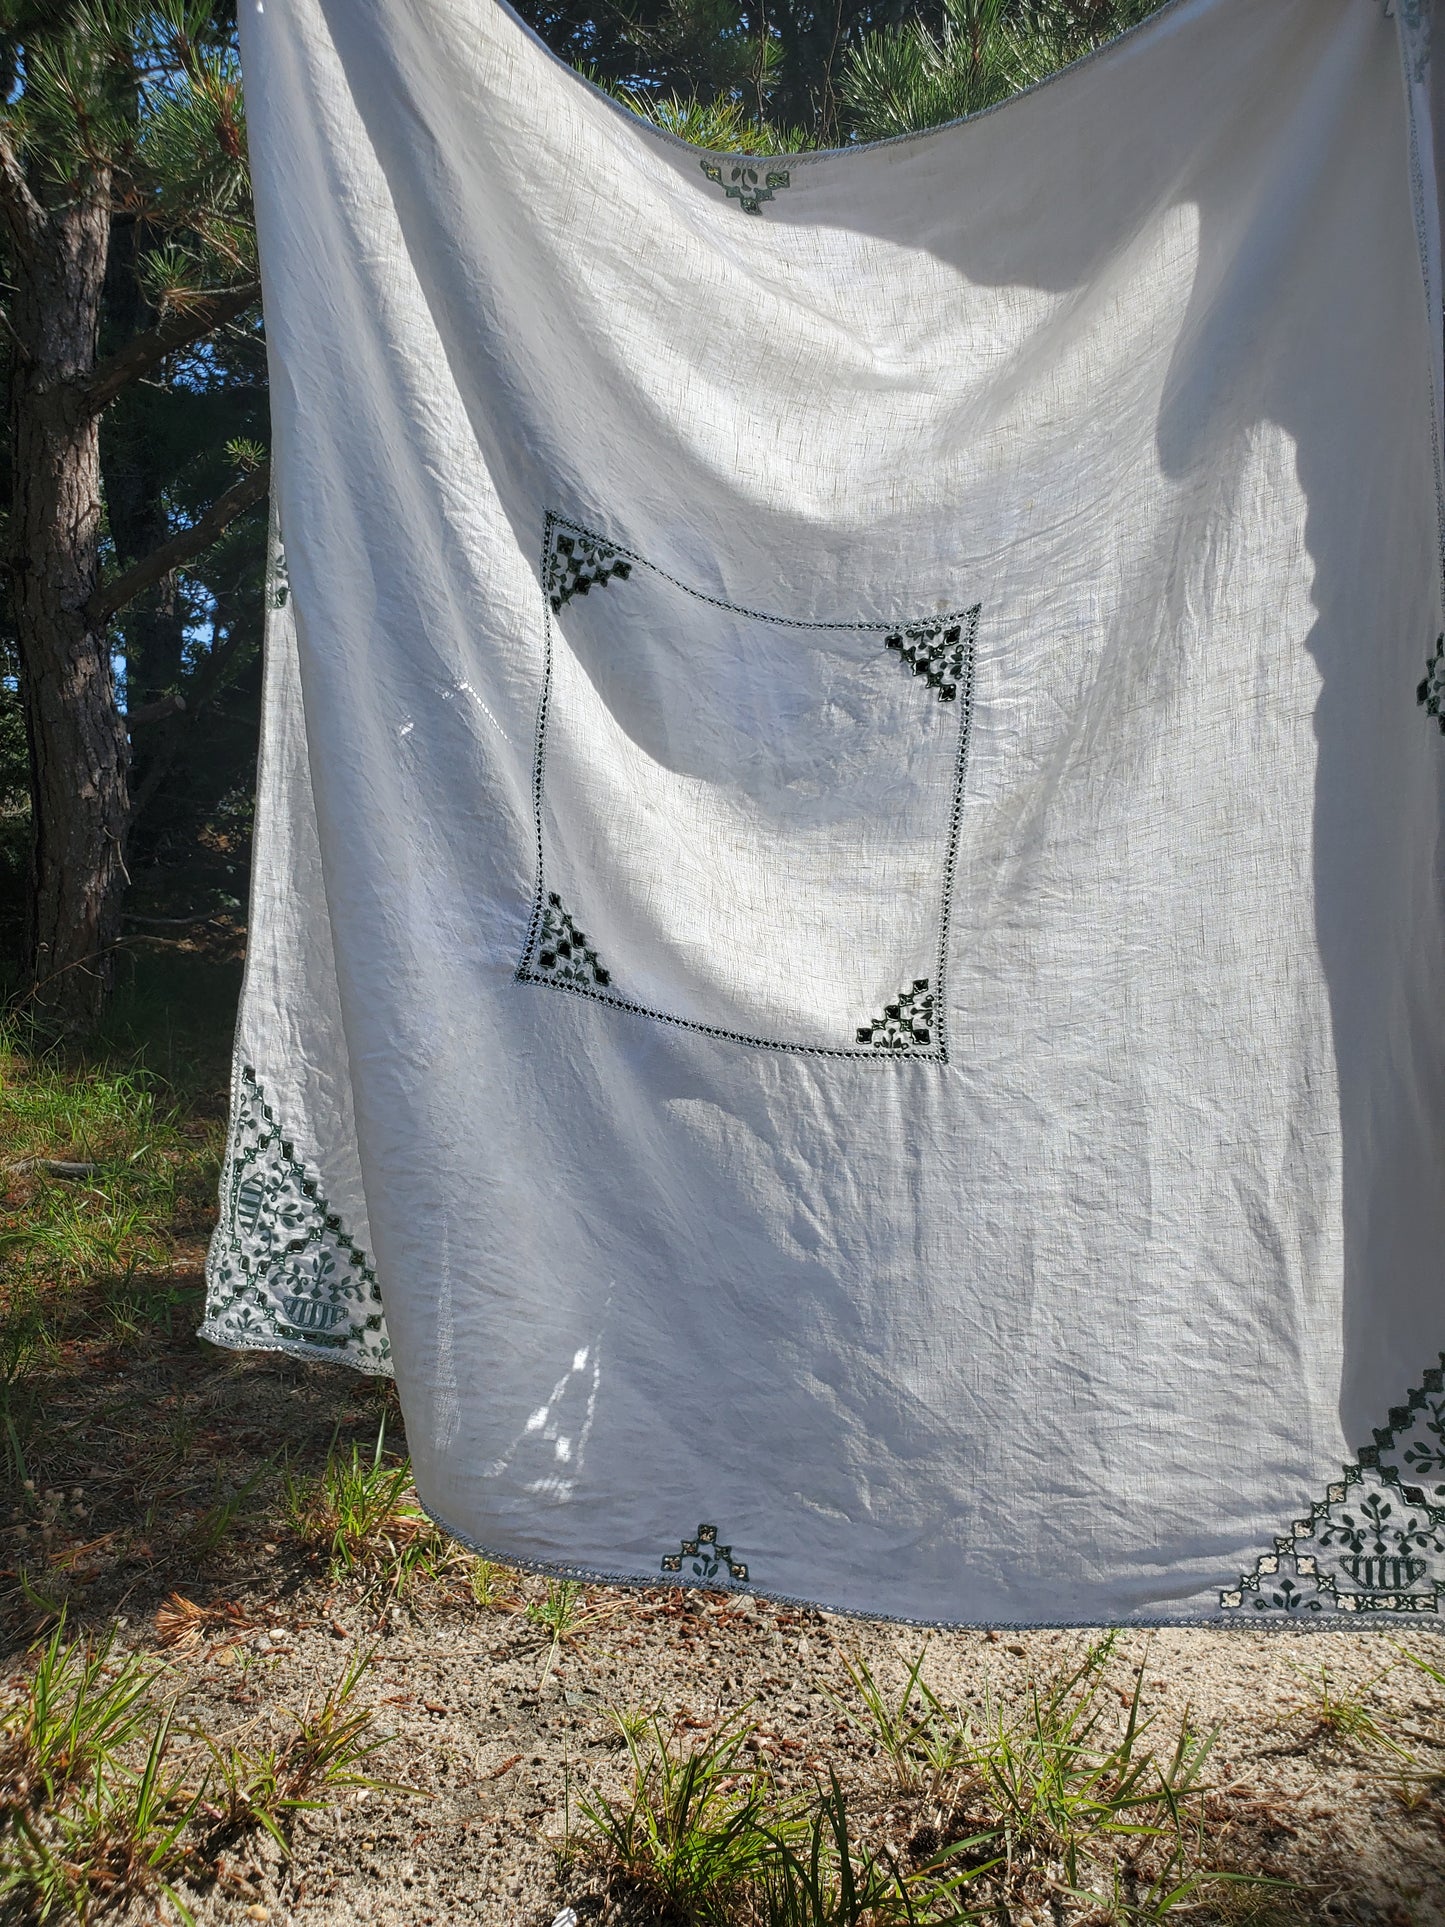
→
(1417, 634, 1445, 732)
(662, 1523, 749, 1584)
(1221, 1357, 1445, 1615)
(546, 526, 631, 612)
(857, 979, 934, 1052)
(886, 613, 979, 703)
(534, 893, 612, 988)
(202, 1066, 392, 1375)
(700, 158, 790, 215)
(520, 512, 980, 1062)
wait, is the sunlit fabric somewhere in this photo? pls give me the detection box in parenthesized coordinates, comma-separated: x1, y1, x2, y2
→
(205, 0, 1445, 1625)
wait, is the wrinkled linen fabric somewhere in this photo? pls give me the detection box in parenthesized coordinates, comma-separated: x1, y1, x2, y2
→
(206, 0, 1445, 1625)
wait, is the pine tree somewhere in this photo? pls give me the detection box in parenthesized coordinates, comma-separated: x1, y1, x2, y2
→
(0, 0, 261, 1030)
(840, 0, 1160, 139)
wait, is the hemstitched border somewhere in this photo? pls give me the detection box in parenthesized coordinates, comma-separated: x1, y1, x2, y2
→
(198, 1318, 395, 1378)
(517, 511, 979, 1062)
(412, 1496, 1424, 1634)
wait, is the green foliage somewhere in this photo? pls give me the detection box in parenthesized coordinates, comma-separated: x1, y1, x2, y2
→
(1383, 1646, 1445, 1808)
(611, 85, 809, 156)
(467, 1557, 521, 1611)
(0, 2, 268, 965)
(0, 1621, 401, 1920)
(841, 0, 1161, 141)
(0, 1026, 222, 1309)
(639, 0, 783, 112)
(758, 1772, 993, 1926)
(580, 1707, 793, 1921)
(0, 1621, 200, 1923)
(962, 1638, 1208, 1888)
(2, 1, 254, 284)
(284, 1421, 458, 1596)
(1284, 1662, 1409, 1758)
(525, 1577, 615, 1648)
(823, 1637, 1278, 1923)
(825, 1644, 969, 1801)
(195, 1647, 401, 1856)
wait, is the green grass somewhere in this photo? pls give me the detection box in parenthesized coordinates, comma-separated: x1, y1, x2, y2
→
(579, 1707, 794, 1922)
(0, 954, 235, 1503)
(825, 1644, 968, 1802)
(0, 1620, 402, 1922)
(283, 1420, 460, 1598)
(758, 1772, 993, 1926)
(0, 1013, 224, 1511)
(194, 1646, 404, 1855)
(821, 1636, 1283, 1926)
(1283, 1662, 1408, 1759)
(0, 1620, 199, 1922)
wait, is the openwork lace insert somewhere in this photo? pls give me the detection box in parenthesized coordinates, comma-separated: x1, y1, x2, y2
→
(202, 1066, 392, 1374)
(699, 158, 790, 214)
(662, 1523, 750, 1584)
(1221, 1356, 1445, 1615)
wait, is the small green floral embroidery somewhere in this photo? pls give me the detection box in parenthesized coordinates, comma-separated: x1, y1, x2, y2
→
(535, 893, 612, 988)
(700, 158, 790, 215)
(1417, 634, 1445, 732)
(202, 1066, 392, 1374)
(662, 1523, 749, 1584)
(857, 979, 934, 1052)
(886, 615, 978, 703)
(547, 527, 632, 612)
(1222, 1357, 1445, 1616)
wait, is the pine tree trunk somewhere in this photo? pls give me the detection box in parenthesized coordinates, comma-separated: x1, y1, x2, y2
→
(7, 180, 129, 1031)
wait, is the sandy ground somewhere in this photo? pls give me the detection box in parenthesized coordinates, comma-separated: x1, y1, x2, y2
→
(5, 1337, 1445, 1925)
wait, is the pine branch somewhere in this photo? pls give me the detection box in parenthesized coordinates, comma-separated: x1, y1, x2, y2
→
(88, 459, 269, 628)
(82, 278, 259, 414)
(0, 130, 46, 254)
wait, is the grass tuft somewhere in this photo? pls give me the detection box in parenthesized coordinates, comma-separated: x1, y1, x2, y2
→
(0, 1619, 201, 1922)
(283, 1421, 458, 1597)
(580, 1706, 793, 1921)
(0, 1618, 403, 1921)
(758, 1770, 993, 1926)
(194, 1647, 403, 1855)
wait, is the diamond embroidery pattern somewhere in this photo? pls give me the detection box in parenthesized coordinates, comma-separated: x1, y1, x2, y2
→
(885, 615, 977, 702)
(857, 979, 934, 1053)
(546, 527, 631, 612)
(534, 894, 612, 988)
(1417, 634, 1445, 732)
(699, 159, 790, 214)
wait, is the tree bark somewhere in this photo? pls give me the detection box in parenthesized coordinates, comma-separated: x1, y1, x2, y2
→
(5, 172, 128, 1031)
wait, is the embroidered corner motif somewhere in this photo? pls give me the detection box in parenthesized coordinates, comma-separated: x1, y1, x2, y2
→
(700, 158, 790, 214)
(885, 615, 978, 703)
(202, 1066, 393, 1375)
(547, 529, 631, 612)
(1417, 634, 1445, 731)
(857, 979, 935, 1052)
(519, 512, 979, 1062)
(534, 893, 611, 988)
(1221, 1356, 1445, 1615)
(662, 1522, 749, 1584)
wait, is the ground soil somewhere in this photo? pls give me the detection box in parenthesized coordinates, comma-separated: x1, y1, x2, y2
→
(3, 1286, 1445, 1927)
